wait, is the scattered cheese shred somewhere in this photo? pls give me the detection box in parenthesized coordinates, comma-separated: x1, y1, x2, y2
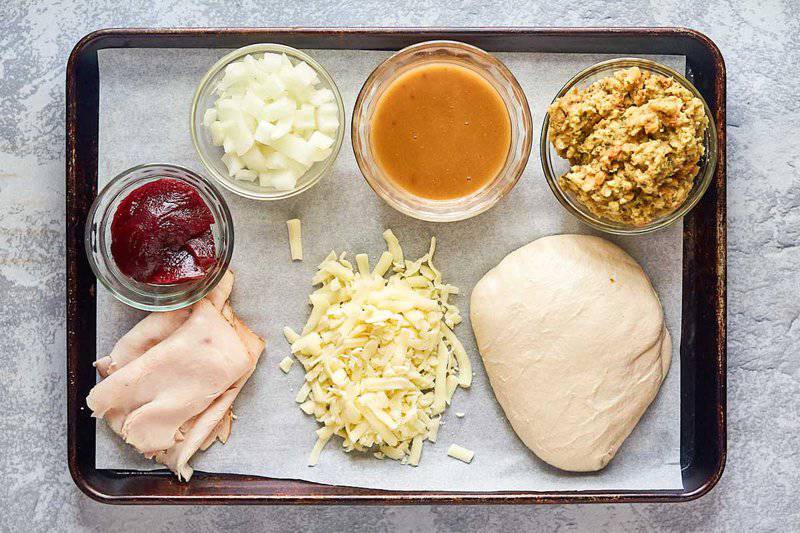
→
(426, 416, 441, 443)
(382, 229, 404, 265)
(445, 374, 459, 405)
(279, 356, 294, 373)
(443, 325, 472, 387)
(355, 253, 370, 276)
(408, 435, 424, 467)
(285, 230, 470, 466)
(372, 251, 393, 277)
(283, 326, 300, 344)
(295, 382, 311, 403)
(446, 444, 474, 463)
(308, 427, 334, 466)
(286, 219, 303, 261)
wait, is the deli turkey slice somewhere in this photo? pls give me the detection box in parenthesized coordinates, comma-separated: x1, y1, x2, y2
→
(153, 313, 265, 481)
(87, 271, 264, 479)
(94, 270, 235, 378)
(87, 298, 253, 454)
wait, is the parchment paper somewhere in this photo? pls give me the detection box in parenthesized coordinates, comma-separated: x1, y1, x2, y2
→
(95, 48, 684, 491)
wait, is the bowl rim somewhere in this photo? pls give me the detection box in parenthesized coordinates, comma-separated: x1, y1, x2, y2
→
(84, 162, 235, 312)
(540, 57, 718, 235)
(351, 39, 533, 222)
(190, 43, 346, 201)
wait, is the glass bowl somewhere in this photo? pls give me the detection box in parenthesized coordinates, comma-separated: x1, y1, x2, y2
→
(191, 44, 346, 201)
(541, 57, 718, 235)
(352, 40, 532, 222)
(85, 164, 234, 312)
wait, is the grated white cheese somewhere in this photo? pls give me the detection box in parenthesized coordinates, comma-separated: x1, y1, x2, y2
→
(308, 426, 334, 466)
(285, 230, 470, 466)
(408, 435, 424, 467)
(372, 251, 393, 278)
(283, 326, 300, 344)
(426, 416, 441, 443)
(287, 219, 303, 261)
(279, 356, 294, 373)
(295, 382, 310, 403)
(355, 254, 370, 276)
(446, 444, 474, 463)
(382, 229, 404, 265)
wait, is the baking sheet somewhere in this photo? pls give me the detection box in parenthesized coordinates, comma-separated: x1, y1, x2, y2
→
(95, 48, 684, 491)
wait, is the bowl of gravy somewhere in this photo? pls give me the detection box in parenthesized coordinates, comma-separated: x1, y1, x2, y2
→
(352, 41, 532, 222)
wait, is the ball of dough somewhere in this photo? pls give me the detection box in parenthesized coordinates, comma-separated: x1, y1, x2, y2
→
(470, 234, 671, 472)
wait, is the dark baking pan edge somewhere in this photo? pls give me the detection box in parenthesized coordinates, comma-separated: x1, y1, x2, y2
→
(66, 27, 726, 505)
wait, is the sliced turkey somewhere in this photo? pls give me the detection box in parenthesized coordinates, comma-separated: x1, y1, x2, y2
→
(87, 271, 264, 479)
(153, 312, 265, 480)
(95, 270, 234, 378)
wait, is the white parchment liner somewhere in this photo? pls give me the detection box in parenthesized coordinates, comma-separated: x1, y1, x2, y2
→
(95, 48, 684, 491)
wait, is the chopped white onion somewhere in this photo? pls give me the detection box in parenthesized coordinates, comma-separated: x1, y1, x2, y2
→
(234, 169, 258, 181)
(264, 150, 290, 170)
(294, 104, 316, 131)
(261, 53, 282, 73)
(240, 146, 271, 173)
(209, 121, 225, 146)
(308, 131, 334, 150)
(310, 88, 334, 106)
(271, 116, 293, 141)
(221, 153, 244, 175)
(253, 120, 275, 144)
(202, 108, 218, 127)
(260, 169, 297, 190)
(205, 52, 340, 190)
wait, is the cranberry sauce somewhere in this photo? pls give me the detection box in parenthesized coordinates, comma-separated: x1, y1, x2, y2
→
(110, 178, 217, 284)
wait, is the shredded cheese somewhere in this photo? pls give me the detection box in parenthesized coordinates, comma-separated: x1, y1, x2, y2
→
(308, 427, 334, 466)
(408, 435, 424, 466)
(295, 382, 310, 403)
(283, 326, 300, 344)
(382, 229, 404, 265)
(426, 416, 441, 443)
(279, 356, 294, 373)
(287, 219, 303, 261)
(285, 230, 470, 466)
(355, 253, 370, 276)
(372, 251, 393, 277)
(446, 444, 474, 463)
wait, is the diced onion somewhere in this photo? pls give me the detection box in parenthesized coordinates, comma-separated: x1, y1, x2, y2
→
(204, 52, 340, 191)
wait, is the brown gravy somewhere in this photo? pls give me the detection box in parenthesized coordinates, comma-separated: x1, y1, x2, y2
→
(370, 62, 511, 200)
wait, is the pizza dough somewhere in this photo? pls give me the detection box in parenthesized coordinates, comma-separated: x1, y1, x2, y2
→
(470, 234, 671, 472)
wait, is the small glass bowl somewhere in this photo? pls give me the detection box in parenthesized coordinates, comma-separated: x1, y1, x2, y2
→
(541, 57, 718, 235)
(191, 44, 346, 201)
(352, 40, 533, 222)
(85, 164, 234, 312)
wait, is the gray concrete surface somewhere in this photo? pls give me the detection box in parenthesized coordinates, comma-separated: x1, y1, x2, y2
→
(1, 0, 798, 531)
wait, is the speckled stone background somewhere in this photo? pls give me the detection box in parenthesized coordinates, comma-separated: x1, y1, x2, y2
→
(1, 0, 798, 531)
